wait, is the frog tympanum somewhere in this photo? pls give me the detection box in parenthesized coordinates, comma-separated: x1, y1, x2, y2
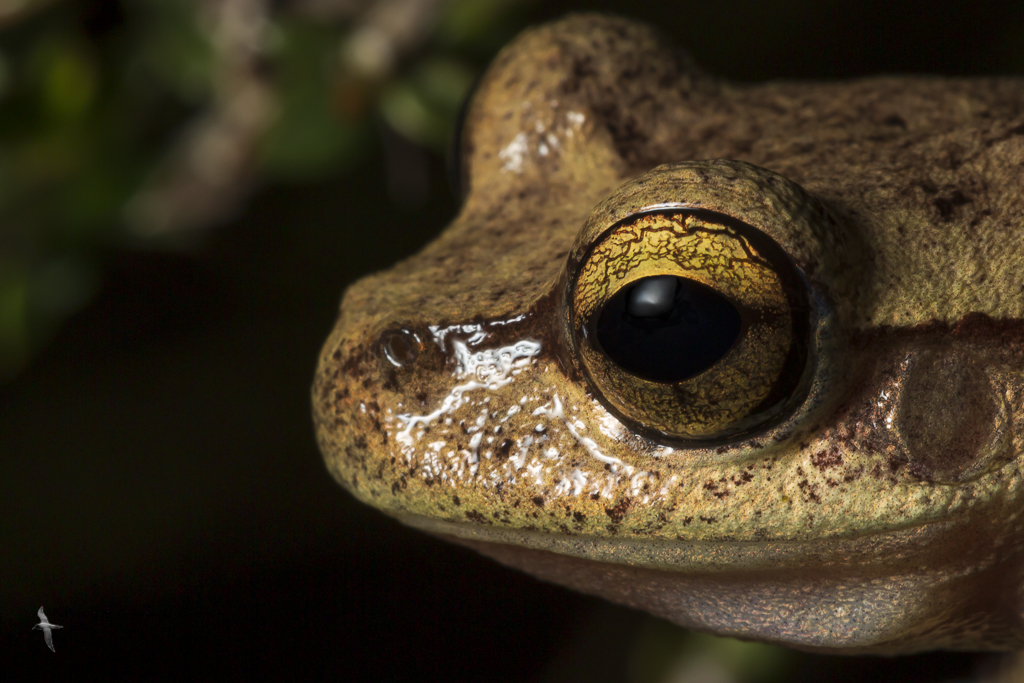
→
(313, 14, 1024, 655)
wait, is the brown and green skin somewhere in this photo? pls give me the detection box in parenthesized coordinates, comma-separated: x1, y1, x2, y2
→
(312, 14, 1024, 655)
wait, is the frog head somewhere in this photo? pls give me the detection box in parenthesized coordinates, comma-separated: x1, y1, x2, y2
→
(312, 14, 1024, 654)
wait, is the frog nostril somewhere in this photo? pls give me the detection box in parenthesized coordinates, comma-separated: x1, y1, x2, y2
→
(380, 328, 421, 367)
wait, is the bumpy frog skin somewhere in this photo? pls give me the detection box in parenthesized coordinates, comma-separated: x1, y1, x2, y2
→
(313, 14, 1024, 654)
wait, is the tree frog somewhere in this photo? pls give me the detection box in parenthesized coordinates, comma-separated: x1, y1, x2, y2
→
(312, 14, 1024, 656)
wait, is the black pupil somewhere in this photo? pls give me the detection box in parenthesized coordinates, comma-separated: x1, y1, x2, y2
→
(594, 275, 742, 382)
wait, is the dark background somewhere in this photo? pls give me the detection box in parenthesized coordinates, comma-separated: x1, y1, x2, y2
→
(3, 0, 1023, 680)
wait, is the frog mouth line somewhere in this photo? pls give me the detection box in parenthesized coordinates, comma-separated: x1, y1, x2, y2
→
(396, 510, 976, 576)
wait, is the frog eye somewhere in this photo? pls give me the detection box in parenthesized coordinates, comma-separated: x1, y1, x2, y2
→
(570, 209, 811, 443)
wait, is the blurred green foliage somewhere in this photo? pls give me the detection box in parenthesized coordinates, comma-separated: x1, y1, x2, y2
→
(261, 19, 361, 179)
(0, 0, 531, 380)
(629, 620, 796, 683)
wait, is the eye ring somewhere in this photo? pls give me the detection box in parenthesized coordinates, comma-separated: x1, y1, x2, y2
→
(568, 208, 813, 444)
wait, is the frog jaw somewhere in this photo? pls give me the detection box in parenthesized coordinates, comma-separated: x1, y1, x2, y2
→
(410, 517, 1024, 655)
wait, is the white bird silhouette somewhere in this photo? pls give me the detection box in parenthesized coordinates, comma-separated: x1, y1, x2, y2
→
(33, 606, 63, 652)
